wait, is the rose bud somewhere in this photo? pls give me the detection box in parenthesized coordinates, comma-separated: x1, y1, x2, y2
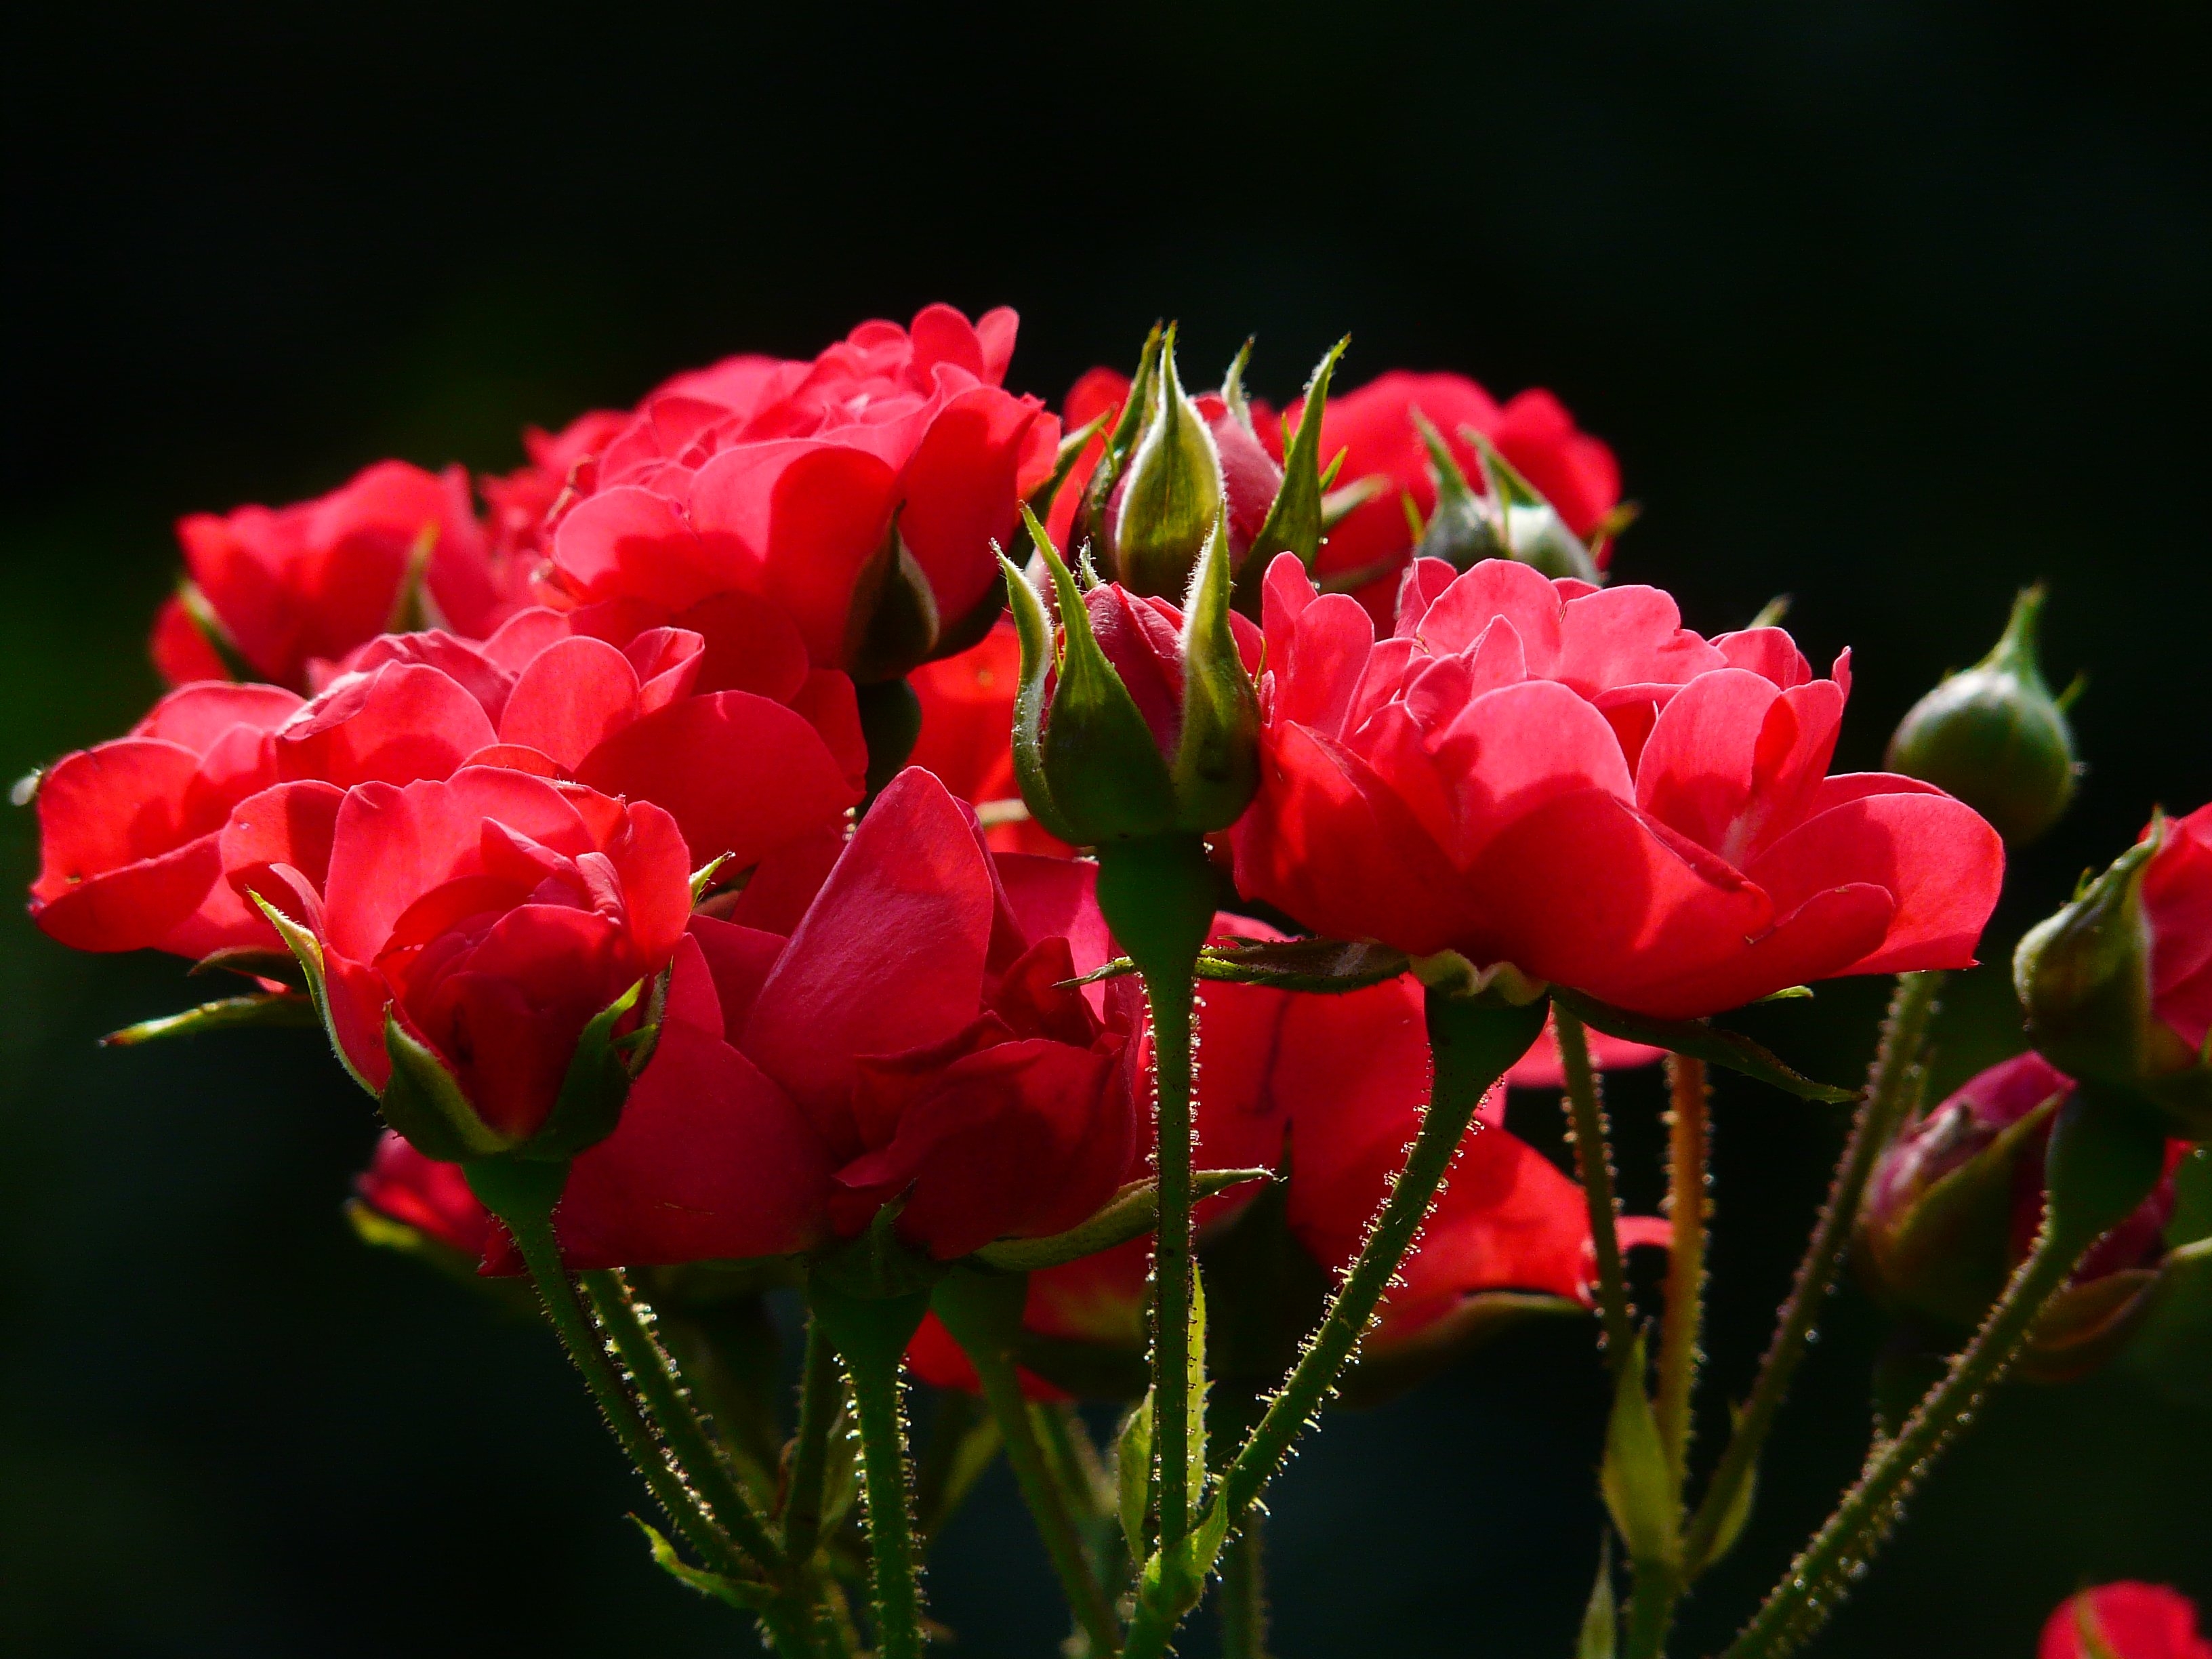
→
(1410, 412, 1601, 584)
(151, 461, 511, 691)
(2041, 1582, 2211, 1659)
(1003, 510, 1262, 847)
(1231, 552, 2005, 1019)
(1063, 332, 1346, 599)
(1887, 583, 2079, 844)
(2016, 804, 2212, 1139)
(1857, 1053, 2180, 1380)
(230, 766, 691, 1163)
(543, 304, 1059, 683)
(27, 682, 304, 956)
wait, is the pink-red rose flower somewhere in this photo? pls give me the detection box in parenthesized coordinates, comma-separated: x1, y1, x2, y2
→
(541, 305, 1059, 676)
(2042, 1583, 2211, 1659)
(529, 768, 1136, 1267)
(233, 766, 691, 1143)
(151, 461, 512, 691)
(28, 682, 304, 955)
(264, 601, 865, 876)
(2142, 803, 2212, 1073)
(480, 409, 632, 565)
(1231, 554, 2004, 1019)
(1266, 371, 1622, 617)
(356, 1131, 499, 1261)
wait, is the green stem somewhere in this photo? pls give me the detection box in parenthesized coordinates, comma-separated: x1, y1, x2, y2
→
(783, 1312, 842, 1563)
(1219, 1519, 1273, 1659)
(813, 1286, 932, 1659)
(975, 1351, 1122, 1654)
(1092, 836, 1216, 1574)
(1723, 1220, 2080, 1657)
(1681, 970, 1942, 1576)
(1554, 1005, 1637, 1374)
(1622, 1563, 1680, 1659)
(580, 1271, 789, 1578)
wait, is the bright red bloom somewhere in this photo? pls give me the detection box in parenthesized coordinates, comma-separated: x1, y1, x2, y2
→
(542, 769, 1136, 1267)
(265, 602, 864, 874)
(28, 682, 304, 956)
(480, 409, 632, 565)
(1267, 371, 1621, 612)
(907, 618, 1068, 855)
(2144, 803, 2212, 1067)
(231, 767, 691, 1142)
(151, 461, 512, 690)
(355, 1131, 499, 1261)
(543, 305, 1059, 676)
(2041, 1583, 2211, 1659)
(1232, 554, 2004, 1019)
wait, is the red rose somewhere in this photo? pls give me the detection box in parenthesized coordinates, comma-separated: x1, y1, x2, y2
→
(28, 682, 303, 955)
(263, 601, 864, 875)
(542, 768, 1136, 1267)
(2143, 804, 2212, 1069)
(2041, 1583, 2211, 1659)
(1262, 371, 1620, 617)
(1231, 554, 2004, 1019)
(152, 461, 512, 690)
(544, 305, 1059, 678)
(480, 409, 632, 565)
(237, 766, 691, 1145)
(907, 617, 1069, 855)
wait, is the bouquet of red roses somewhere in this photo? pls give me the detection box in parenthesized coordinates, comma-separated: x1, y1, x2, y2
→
(26, 302, 2209, 1658)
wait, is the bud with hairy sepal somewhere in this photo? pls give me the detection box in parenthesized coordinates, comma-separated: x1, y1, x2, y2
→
(2017, 812, 2212, 1139)
(999, 508, 1261, 846)
(1243, 337, 1350, 574)
(1887, 584, 2078, 844)
(1076, 323, 1164, 575)
(1408, 414, 1601, 583)
(1109, 325, 1225, 598)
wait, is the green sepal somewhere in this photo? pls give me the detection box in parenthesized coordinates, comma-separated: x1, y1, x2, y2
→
(1599, 1332, 1681, 1569)
(101, 991, 319, 1048)
(1168, 516, 1260, 832)
(689, 853, 733, 904)
(1244, 335, 1349, 573)
(855, 676, 924, 801)
(462, 1153, 571, 1229)
(998, 544, 1086, 845)
(1024, 410, 1111, 532)
(190, 944, 309, 989)
(2119, 1235, 2212, 1408)
(971, 1168, 1270, 1271)
(1688, 1401, 1758, 1574)
(1219, 337, 1256, 432)
(1031, 520, 1179, 843)
(1064, 937, 1413, 996)
(1550, 986, 1854, 1103)
(248, 890, 375, 1095)
(1467, 429, 1601, 582)
(1079, 322, 1165, 577)
(383, 520, 447, 636)
(1111, 323, 1225, 600)
(1115, 1394, 1154, 1561)
(2043, 1085, 2172, 1256)
(631, 1517, 777, 1610)
(525, 979, 647, 1160)
(811, 1195, 947, 1302)
(384, 1010, 514, 1162)
(172, 577, 260, 682)
(842, 518, 942, 684)
(343, 1197, 535, 1310)
(1577, 1536, 1618, 1659)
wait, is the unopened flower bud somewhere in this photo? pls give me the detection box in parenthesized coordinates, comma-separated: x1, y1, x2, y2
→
(1107, 325, 1225, 599)
(1886, 584, 2078, 844)
(2016, 806, 2212, 1139)
(1409, 413, 1600, 583)
(1002, 508, 1261, 846)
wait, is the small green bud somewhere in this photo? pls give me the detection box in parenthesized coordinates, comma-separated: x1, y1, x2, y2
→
(1109, 324, 1225, 598)
(1886, 585, 2078, 844)
(1410, 415, 1601, 583)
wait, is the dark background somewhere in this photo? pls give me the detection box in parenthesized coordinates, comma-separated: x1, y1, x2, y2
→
(4, 3, 2208, 1654)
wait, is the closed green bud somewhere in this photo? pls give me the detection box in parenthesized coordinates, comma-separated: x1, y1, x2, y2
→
(1108, 324, 1225, 598)
(1886, 585, 2078, 844)
(1410, 415, 1601, 583)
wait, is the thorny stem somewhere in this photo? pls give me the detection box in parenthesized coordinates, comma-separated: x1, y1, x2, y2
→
(1723, 1219, 2085, 1658)
(1553, 1005, 1637, 1375)
(579, 1271, 789, 1578)
(813, 1287, 931, 1659)
(783, 1312, 842, 1563)
(1681, 970, 1943, 1577)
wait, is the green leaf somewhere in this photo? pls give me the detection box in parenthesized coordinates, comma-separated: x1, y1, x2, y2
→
(101, 991, 319, 1047)
(2119, 1236, 2212, 1408)
(1599, 1334, 1681, 1569)
(914, 1391, 998, 1543)
(525, 980, 644, 1160)
(1577, 1536, 1618, 1659)
(631, 1517, 775, 1610)
(1695, 1402, 1759, 1572)
(972, 1168, 1270, 1271)
(1115, 1395, 1154, 1562)
(1551, 987, 1855, 1103)
(247, 891, 375, 1094)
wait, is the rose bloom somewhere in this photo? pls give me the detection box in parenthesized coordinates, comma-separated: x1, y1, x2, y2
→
(2141, 803, 2212, 1080)
(1271, 371, 1621, 615)
(541, 304, 1059, 675)
(28, 682, 304, 955)
(152, 460, 514, 690)
(909, 920, 1658, 1400)
(1231, 554, 2003, 1019)
(480, 409, 631, 565)
(2041, 1583, 2211, 1659)
(231, 766, 691, 1143)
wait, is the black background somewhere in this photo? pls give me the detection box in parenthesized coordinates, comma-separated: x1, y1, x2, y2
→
(4, 3, 2209, 1654)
